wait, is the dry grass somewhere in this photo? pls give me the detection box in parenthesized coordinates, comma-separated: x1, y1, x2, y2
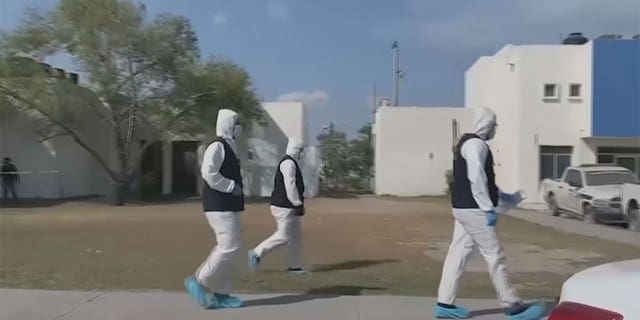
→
(0, 197, 637, 299)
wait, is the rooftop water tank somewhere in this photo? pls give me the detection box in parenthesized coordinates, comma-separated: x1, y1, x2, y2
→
(563, 32, 589, 45)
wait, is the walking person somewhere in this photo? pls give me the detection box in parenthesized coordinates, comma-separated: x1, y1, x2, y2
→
(184, 109, 245, 309)
(1, 157, 19, 201)
(434, 108, 545, 320)
(248, 138, 307, 274)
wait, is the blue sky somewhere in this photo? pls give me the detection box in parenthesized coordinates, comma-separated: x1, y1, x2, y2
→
(2, 0, 639, 139)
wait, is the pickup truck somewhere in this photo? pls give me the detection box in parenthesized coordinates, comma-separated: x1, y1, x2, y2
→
(621, 183, 640, 232)
(541, 165, 639, 224)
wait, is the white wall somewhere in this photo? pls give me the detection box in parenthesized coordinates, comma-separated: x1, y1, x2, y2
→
(375, 106, 472, 196)
(0, 112, 96, 199)
(242, 102, 319, 197)
(466, 43, 593, 201)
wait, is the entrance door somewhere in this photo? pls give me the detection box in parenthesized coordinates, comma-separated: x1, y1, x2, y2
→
(172, 141, 199, 196)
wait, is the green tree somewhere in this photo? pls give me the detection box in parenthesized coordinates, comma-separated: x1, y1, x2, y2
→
(347, 124, 374, 190)
(0, 0, 261, 205)
(316, 123, 350, 191)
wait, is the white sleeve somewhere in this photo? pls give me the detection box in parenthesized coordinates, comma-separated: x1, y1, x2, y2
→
(280, 159, 303, 207)
(460, 139, 495, 212)
(200, 142, 236, 193)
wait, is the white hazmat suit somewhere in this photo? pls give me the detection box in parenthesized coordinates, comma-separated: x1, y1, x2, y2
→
(249, 138, 305, 272)
(434, 108, 544, 320)
(185, 109, 244, 309)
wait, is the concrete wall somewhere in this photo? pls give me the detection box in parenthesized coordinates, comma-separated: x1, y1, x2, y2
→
(246, 102, 319, 198)
(466, 43, 593, 201)
(374, 106, 472, 196)
(0, 112, 96, 198)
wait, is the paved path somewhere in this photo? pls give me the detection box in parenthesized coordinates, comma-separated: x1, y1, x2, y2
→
(0, 289, 555, 320)
(506, 207, 640, 247)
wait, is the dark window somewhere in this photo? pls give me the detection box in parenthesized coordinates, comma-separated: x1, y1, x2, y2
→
(598, 147, 640, 154)
(565, 170, 583, 187)
(540, 146, 573, 180)
(597, 154, 615, 164)
(544, 84, 557, 98)
(569, 84, 581, 97)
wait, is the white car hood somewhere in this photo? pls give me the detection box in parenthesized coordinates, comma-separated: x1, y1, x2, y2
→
(580, 185, 622, 198)
(560, 259, 640, 318)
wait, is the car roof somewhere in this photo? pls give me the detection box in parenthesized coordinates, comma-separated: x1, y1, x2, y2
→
(581, 166, 629, 172)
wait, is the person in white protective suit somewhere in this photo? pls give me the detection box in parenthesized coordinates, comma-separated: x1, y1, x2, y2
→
(248, 138, 307, 274)
(184, 109, 245, 309)
(433, 108, 545, 320)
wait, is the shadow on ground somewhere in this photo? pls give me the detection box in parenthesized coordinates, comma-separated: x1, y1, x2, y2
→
(311, 259, 399, 272)
(244, 285, 386, 307)
(469, 300, 558, 318)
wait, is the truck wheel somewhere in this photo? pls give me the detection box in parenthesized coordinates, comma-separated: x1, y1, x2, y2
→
(548, 194, 560, 216)
(628, 203, 639, 232)
(582, 204, 597, 224)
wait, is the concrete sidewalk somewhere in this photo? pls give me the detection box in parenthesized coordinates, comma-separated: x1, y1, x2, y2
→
(506, 208, 640, 247)
(0, 289, 554, 320)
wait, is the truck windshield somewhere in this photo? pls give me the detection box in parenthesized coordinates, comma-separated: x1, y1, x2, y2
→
(585, 171, 639, 186)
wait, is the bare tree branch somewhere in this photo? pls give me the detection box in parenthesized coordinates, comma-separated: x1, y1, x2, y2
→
(0, 84, 118, 180)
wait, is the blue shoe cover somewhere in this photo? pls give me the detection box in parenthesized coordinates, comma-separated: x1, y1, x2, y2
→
(215, 293, 244, 308)
(184, 276, 209, 308)
(434, 305, 470, 319)
(506, 301, 546, 320)
(248, 250, 260, 272)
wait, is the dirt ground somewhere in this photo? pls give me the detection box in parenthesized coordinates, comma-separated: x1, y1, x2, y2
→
(0, 196, 637, 299)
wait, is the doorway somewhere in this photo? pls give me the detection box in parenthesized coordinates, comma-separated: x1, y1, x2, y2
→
(172, 141, 200, 196)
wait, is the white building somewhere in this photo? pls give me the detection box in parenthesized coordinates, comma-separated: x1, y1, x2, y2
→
(0, 99, 319, 200)
(375, 37, 640, 203)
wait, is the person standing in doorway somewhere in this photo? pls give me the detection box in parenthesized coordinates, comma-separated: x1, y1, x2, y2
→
(1, 157, 19, 201)
(248, 138, 307, 274)
(433, 108, 545, 320)
(184, 109, 245, 310)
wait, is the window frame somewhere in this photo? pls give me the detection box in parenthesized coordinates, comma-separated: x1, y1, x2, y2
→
(543, 83, 560, 101)
(568, 83, 582, 101)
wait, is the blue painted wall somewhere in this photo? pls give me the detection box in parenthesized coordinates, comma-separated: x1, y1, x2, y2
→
(592, 39, 640, 137)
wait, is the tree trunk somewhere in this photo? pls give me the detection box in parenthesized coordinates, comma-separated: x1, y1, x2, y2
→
(109, 180, 131, 206)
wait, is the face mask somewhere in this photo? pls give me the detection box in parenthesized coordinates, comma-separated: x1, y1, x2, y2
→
(233, 124, 242, 139)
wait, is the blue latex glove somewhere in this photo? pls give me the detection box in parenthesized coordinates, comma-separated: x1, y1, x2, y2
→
(499, 191, 524, 205)
(486, 210, 498, 226)
(231, 184, 243, 196)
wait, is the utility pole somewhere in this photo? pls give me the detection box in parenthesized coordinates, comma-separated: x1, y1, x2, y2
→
(392, 41, 400, 106)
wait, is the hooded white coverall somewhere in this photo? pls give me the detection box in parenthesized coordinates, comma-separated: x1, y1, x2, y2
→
(195, 109, 243, 295)
(437, 108, 521, 307)
(253, 139, 305, 269)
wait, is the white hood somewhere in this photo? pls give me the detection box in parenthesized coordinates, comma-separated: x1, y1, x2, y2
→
(473, 108, 497, 141)
(216, 109, 239, 140)
(581, 185, 622, 198)
(286, 138, 304, 158)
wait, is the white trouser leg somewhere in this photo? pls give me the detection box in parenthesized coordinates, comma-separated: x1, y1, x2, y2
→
(437, 219, 475, 304)
(254, 206, 301, 268)
(195, 211, 241, 294)
(453, 209, 520, 307)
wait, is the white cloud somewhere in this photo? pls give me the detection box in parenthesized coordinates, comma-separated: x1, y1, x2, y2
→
(277, 90, 329, 108)
(212, 12, 228, 25)
(374, 0, 640, 52)
(267, 1, 290, 22)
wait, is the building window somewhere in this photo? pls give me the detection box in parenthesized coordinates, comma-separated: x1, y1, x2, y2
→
(569, 84, 581, 97)
(597, 147, 640, 179)
(543, 83, 559, 100)
(540, 146, 573, 180)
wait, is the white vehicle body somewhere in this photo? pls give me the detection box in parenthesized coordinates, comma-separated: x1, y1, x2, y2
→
(550, 259, 640, 320)
(621, 183, 640, 232)
(541, 165, 638, 224)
